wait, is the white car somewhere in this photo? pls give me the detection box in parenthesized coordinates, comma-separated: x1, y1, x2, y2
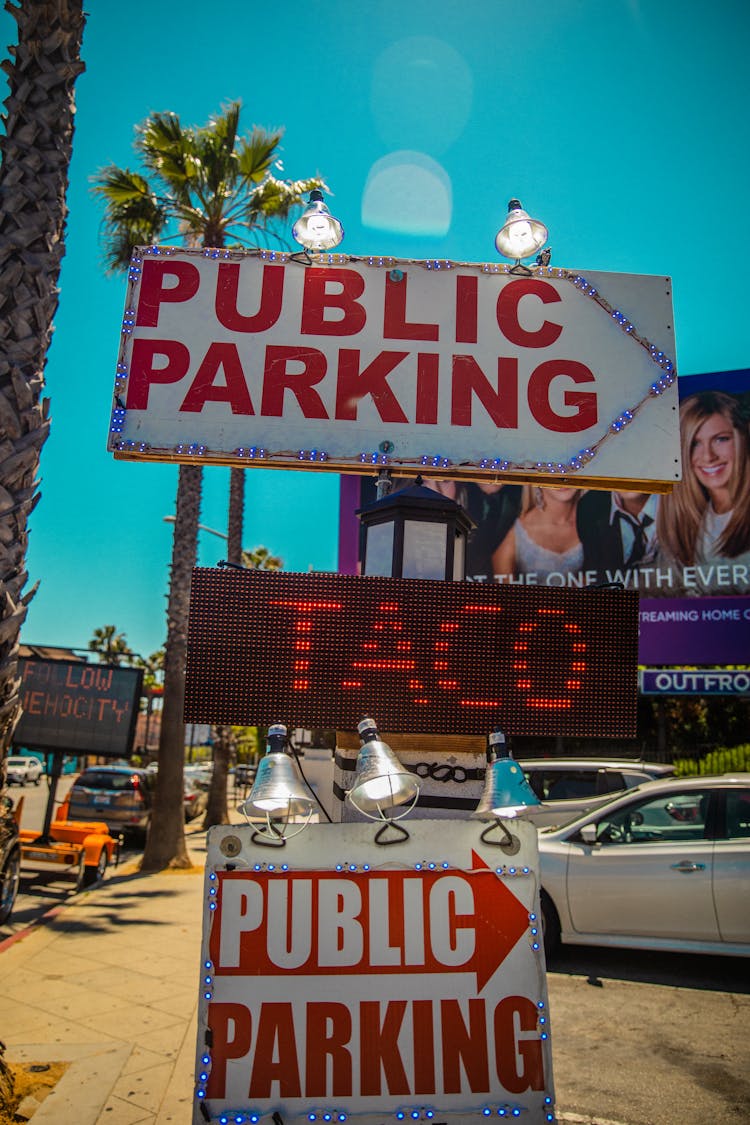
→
(519, 757, 675, 829)
(6, 755, 44, 786)
(538, 773, 750, 958)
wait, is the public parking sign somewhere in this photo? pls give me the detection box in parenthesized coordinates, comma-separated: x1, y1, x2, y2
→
(194, 819, 554, 1125)
(111, 248, 679, 492)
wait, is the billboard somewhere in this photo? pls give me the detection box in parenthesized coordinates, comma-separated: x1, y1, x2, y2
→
(13, 659, 143, 757)
(340, 370, 750, 666)
(110, 248, 679, 491)
(184, 569, 638, 737)
(195, 819, 554, 1125)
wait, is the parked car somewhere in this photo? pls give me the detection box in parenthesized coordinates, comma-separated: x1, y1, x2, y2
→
(6, 754, 44, 786)
(184, 764, 212, 791)
(519, 757, 675, 828)
(68, 766, 156, 840)
(233, 763, 255, 787)
(537, 774, 750, 958)
(183, 776, 208, 822)
(0, 794, 21, 925)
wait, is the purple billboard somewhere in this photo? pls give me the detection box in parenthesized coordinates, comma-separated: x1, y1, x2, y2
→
(339, 369, 750, 665)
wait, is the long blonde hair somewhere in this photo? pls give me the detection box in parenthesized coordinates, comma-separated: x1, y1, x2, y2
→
(657, 391, 750, 564)
(521, 484, 583, 516)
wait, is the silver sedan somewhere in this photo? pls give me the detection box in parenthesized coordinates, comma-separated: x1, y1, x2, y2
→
(538, 773, 750, 958)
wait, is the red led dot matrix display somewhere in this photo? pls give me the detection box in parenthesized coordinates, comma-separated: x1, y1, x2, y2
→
(185, 569, 639, 737)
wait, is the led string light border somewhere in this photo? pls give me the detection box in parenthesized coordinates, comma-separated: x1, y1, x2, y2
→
(113, 246, 674, 481)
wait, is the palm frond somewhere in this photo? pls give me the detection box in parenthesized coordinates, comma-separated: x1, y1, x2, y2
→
(236, 126, 285, 184)
(91, 166, 168, 272)
(246, 175, 327, 221)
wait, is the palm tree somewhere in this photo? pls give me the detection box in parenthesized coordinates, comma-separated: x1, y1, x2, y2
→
(87, 625, 134, 666)
(0, 4, 85, 1110)
(0, 0, 85, 761)
(92, 104, 323, 867)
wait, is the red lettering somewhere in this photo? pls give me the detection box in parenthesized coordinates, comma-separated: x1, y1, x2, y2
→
(180, 343, 254, 414)
(451, 356, 518, 428)
(412, 1000, 436, 1095)
(306, 1002, 352, 1097)
(136, 259, 200, 327)
(494, 996, 544, 1093)
(261, 345, 329, 419)
(441, 999, 489, 1093)
(384, 272, 439, 341)
(496, 279, 562, 348)
(205, 1002, 252, 1099)
(528, 360, 597, 432)
(416, 353, 439, 425)
(127, 339, 190, 410)
(215, 262, 284, 332)
(301, 268, 366, 336)
(455, 274, 478, 343)
(335, 349, 409, 422)
(249, 1002, 301, 1098)
(28, 691, 44, 715)
(360, 1000, 410, 1095)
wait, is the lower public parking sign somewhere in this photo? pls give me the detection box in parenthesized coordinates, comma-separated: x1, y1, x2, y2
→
(195, 819, 554, 1124)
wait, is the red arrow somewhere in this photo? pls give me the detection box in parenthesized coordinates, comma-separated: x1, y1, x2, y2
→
(210, 863, 529, 991)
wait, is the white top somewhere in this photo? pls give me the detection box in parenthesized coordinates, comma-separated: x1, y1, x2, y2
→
(514, 520, 584, 580)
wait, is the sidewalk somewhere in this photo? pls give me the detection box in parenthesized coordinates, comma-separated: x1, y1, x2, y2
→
(0, 821, 215, 1124)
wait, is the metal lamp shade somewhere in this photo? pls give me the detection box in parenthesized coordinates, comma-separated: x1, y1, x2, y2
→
(494, 198, 548, 261)
(473, 756, 541, 819)
(347, 738, 420, 816)
(292, 190, 344, 251)
(242, 751, 313, 819)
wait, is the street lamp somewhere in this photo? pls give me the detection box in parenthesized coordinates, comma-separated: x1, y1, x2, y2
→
(473, 729, 541, 852)
(292, 189, 344, 252)
(240, 724, 313, 845)
(495, 198, 548, 272)
(357, 477, 474, 581)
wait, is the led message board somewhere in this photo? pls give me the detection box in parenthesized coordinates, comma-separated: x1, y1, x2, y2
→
(110, 248, 680, 491)
(195, 819, 554, 1125)
(185, 570, 638, 737)
(14, 659, 143, 756)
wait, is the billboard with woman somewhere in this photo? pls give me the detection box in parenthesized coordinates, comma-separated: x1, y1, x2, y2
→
(339, 369, 750, 664)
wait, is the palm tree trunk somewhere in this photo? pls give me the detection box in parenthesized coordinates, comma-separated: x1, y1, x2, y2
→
(227, 467, 244, 566)
(203, 723, 233, 828)
(0, 0, 85, 761)
(141, 464, 201, 871)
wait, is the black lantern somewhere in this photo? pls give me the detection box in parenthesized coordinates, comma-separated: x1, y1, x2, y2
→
(357, 477, 474, 581)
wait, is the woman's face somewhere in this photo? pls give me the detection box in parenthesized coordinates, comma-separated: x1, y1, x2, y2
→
(545, 487, 578, 504)
(689, 412, 736, 495)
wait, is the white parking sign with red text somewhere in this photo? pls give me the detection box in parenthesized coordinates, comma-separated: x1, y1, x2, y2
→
(194, 819, 554, 1125)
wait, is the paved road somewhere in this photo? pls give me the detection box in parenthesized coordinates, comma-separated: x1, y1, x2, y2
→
(547, 942, 750, 1124)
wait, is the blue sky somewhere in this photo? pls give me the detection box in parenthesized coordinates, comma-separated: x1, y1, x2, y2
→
(3, 0, 749, 660)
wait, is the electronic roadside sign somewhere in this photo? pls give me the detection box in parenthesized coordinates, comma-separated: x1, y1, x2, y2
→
(185, 569, 638, 737)
(14, 659, 143, 757)
(195, 818, 554, 1125)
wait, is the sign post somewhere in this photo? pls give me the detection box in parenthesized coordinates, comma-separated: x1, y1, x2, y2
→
(195, 819, 553, 1125)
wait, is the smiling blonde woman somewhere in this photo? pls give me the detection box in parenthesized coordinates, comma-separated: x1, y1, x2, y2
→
(656, 391, 750, 593)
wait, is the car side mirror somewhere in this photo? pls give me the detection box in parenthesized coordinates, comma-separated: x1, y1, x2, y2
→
(580, 824, 598, 844)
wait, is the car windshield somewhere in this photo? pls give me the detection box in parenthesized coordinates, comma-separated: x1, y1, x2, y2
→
(76, 770, 141, 791)
(590, 789, 711, 845)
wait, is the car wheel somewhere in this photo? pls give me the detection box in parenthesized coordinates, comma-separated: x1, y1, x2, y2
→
(80, 849, 108, 889)
(34, 775, 41, 786)
(0, 847, 21, 925)
(540, 889, 561, 960)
